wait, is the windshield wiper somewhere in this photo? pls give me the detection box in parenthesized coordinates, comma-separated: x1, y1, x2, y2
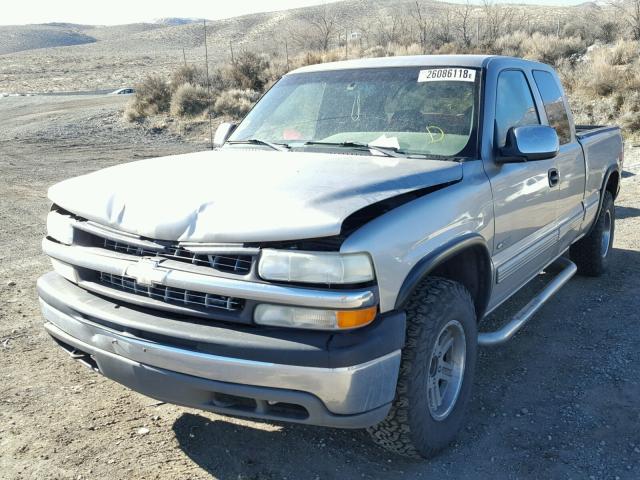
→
(302, 141, 407, 158)
(226, 139, 290, 151)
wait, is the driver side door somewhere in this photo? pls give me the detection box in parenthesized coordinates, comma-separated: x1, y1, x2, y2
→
(484, 69, 559, 311)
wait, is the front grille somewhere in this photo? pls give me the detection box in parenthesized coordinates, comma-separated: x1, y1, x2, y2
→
(102, 238, 252, 275)
(99, 272, 243, 312)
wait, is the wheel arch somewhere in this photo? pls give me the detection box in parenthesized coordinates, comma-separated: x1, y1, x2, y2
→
(604, 168, 620, 200)
(394, 234, 493, 321)
(586, 165, 620, 236)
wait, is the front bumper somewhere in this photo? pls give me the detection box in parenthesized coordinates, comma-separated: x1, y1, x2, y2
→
(37, 272, 404, 428)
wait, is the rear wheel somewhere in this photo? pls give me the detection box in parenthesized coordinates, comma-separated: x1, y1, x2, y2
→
(570, 191, 615, 276)
(367, 277, 477, 458)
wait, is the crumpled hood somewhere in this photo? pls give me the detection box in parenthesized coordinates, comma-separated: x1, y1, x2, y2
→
(48, 149, 462, 243)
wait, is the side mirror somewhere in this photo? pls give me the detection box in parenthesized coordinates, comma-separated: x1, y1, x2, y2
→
(213, 122, 237, 148)
(498, 125, 559, 163)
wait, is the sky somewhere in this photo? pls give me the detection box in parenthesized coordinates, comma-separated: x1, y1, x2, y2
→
(0, 0, 592, 26)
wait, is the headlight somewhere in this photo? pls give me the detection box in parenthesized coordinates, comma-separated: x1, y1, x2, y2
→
(46, 210, 74, 245)
(258, 249, 374, 284)
(254, 304, 377, 330)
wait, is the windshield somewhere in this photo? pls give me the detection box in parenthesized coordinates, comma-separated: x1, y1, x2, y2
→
(229, 66, 480, 158)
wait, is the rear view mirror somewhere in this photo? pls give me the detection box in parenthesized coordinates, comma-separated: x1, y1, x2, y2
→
(213, 122, 237, 148)
(498, 125, 559, 163)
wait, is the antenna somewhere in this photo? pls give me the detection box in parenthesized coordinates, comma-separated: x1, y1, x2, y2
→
(203, 19, 214, 150)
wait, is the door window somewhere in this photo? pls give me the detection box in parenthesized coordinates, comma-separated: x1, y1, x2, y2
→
(533, 70, 572, 144)
(495, 70, 540, 148)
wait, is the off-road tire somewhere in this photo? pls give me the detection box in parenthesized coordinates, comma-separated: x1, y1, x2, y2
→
(367, 277, 477, 458)
(570, 191, 615, 276)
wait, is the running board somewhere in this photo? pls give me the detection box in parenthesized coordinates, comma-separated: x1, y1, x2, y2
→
(478, 257, 577, 347)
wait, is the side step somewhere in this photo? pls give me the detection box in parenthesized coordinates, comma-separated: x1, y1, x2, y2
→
(478, 257, 577, 347)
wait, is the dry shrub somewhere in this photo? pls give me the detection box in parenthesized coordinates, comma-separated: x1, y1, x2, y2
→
(170, 83, 210, 117)
(124, 75, 171, 121)
(362, 45, 390, 58)
(576, 57, 625, 96)
(385, 43, 423, 56)
(493, 31, 528, 57)
(170, 65, 205, 91)
(434, 42, 456, 55)
(299, 51, 325, 66)
(607, 39, 638, 66)
(521, 33, 586, 66)
(223, 52, 271, 91)
(404, 43, 424, 56)
(123, 104, 142, 122)
(213, 89, 259, 119)
(293, 49, 343, 68)
(620, 91, 640, 131)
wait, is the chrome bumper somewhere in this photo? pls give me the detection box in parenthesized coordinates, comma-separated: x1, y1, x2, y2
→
(37, 273, 400, 427)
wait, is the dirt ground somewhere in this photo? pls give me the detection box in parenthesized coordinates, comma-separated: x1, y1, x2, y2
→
(0, 95, 639, 480)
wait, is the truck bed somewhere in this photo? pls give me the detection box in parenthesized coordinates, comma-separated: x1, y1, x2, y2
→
(575, 124, 621, 139)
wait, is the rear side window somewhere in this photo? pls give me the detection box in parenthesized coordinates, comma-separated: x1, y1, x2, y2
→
(533, 70, 572, 144)
(495, 70, 540, 148)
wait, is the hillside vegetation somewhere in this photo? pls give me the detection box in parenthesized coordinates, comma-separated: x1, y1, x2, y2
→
(0, 1, 609, 93)
(119, 0, 640, 140)
(2, 0, 640, 138)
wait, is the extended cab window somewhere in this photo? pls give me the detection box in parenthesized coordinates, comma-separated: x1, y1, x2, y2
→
(495, 70, 540, 148)
(230, 67, 480, 158)
(533, 70, 572, 144)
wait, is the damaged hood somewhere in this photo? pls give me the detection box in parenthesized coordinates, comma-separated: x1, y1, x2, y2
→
(48, 149, 462, 243)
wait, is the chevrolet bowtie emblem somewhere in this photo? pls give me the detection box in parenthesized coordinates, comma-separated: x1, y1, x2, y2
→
(125, 258, 167, 286)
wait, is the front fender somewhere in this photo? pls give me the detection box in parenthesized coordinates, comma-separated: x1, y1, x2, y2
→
(341, 160, 494, 313)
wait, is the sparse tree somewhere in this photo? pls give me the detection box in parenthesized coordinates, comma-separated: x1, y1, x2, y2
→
(481, 0, 517, 46)
(432, 5, 454, 46)
(369, 7, 410, 47)
(599, 21, 619, 43)
(455, 0, 476, 48)
(609, 0, 640, 40)
(299, 4, 341, 51)
(411, 1, 431, 53)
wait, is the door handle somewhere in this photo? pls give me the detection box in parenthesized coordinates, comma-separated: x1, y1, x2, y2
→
(548, 168, 559, 187)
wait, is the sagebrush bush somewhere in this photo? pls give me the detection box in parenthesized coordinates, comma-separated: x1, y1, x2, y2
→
(170, 83, 210, 117)
(170, 65, 205, 91)
(362, 45, 389, 58)
(123, 105, 142, 122)
(607, 40, 638, 66)
(577, 58, 623, 96)
(493, 31, 529, 57)
(223, 52, 271, 91)
(292, 49, 343, 69)
(213, 89, 259, 119)
(522, 33, 586, 66)
(125, 75, 171, 121)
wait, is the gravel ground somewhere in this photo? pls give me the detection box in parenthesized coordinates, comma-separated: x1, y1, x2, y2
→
(0, 95, 639, 480)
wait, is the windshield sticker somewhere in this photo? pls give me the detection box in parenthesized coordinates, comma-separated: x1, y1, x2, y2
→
(418, 68, 476, 83)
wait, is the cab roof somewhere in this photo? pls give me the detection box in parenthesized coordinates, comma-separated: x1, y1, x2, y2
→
(288, 55, 544, 75)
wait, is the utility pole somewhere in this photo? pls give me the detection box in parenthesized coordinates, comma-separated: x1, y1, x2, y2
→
(285, 38, 290, 71)
(203, 20, 214, 150)
(229, 40, 235, 63)
(345, 28, 348, 59)
(182, 48, 187, 68)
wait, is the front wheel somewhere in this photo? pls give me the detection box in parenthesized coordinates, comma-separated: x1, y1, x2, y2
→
(367, 277, 477, 458)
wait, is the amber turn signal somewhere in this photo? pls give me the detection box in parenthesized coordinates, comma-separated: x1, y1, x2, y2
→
(336, 305, 378, 329)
